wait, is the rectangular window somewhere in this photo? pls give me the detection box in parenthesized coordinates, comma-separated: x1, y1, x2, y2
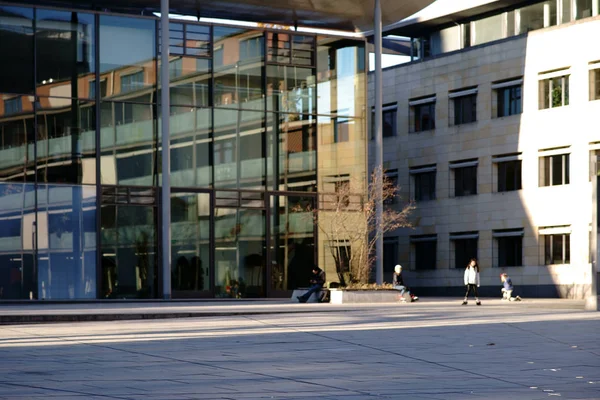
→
(494, 229, 524, 267)
(590, 68, 600, 101)
(517, 2, 557, 34)
(539, 74, 569, 109)
(383, 169, 398, 205)
(169, 58, 183, 79)
(4, 97, 22, 115)
(540, 153, 570, 186)
(497, 85, 522, 117)
(451, 160, 478, 197)
(372, 104, 397, 138)
(411, 235, 437, 270)
(383, 237, 399, 274)
(575, 0, 594, 19)
(450, 89, 477, 125)
(89, 79, 107, 99)
(120, 71, 145, 93)
(471, 13, 506, 46)
(409, 96, 435, 132)
(497, 159, 522, 192)
(410, 166, 436, 201)
(451, 233, 478, 269)
(214, 46, 224, 67)
(240, 36, 264, 60)
(542, 231, 570, 264)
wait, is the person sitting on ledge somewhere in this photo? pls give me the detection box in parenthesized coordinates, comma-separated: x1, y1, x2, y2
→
(393, 265, 418, 303)
(297, 266, 326, 303)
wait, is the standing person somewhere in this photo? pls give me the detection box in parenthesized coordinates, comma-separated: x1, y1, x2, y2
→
(500, 273, 522, 301)
(296, 265, 326, 303)
(393, 265, 418, 302)
(462, 258, 481, 306)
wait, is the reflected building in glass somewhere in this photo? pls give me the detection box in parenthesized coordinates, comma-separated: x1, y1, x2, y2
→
(0, 5, 366, 299)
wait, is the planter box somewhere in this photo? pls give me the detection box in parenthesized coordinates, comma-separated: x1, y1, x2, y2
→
(329, 289, 408, 304)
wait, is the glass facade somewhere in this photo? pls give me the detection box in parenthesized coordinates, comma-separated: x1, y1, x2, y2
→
(0, 4, 366, 299)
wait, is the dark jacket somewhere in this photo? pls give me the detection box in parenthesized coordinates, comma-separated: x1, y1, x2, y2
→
(393, 272, 404, 286)
(311, 269, 326, 286)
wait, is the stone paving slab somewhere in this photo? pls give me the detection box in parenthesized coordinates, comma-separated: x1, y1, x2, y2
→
(0, 301, 599, 399)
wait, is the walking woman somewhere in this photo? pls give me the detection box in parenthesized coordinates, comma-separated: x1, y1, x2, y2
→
(462, 258, 481, 306)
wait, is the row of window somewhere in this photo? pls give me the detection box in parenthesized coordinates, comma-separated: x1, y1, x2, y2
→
(414, 0, 600, 60)
(384, 228, 570, 271)
(376, 67, 600, 137)
(403, 152, 568, 201)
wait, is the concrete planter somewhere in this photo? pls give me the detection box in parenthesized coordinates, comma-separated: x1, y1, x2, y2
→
(329, 289, 406, 304)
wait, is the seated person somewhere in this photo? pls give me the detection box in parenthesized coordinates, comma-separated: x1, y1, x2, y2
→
(500, 273, 522, 301)
(393, 265, 418, 303)
(297, 266, 326, 303)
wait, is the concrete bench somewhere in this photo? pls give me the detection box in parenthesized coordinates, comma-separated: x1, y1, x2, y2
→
(291, 287, 329, 303)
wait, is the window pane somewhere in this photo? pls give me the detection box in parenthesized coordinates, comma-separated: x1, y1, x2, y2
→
(518, 2, 557, 34)
(552, 155, 563, 185)
(266, 65, 316, 114)
(100, 102, 156, 186)
(169, 106, 211, 188)
(213, 109, 265, 189)
(382, 109, 397, 137)
(36, 97, 96, 184)
(162, 57, 211, 108)
(267, 113, 316, 192)
(317, 38, 365, 118)
(101, 203, 157, 299)
(454, 238, 477, 268)
(0, 6, 34, 95)
(37, 185, 97, 299)
(100, 16, 156, 99)
(415, 240, 436, 270)
(171, 193, 210, 292)
(0, 183, 36, 299)
(213, 27, 264, 111)
(36, 10, 95, 99)
(455, 166, 477, 196)
(0, 102, 35, 182)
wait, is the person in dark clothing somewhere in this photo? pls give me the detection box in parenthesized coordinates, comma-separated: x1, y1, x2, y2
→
(297, 266, 326, 303)
(393, 265, 418, 302)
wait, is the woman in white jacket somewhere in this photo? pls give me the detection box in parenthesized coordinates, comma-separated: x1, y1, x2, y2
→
(462, 258, 481, 306)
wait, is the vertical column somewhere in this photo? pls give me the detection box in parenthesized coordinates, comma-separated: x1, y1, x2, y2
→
(588, 154, 599, 311)
(543, 3, 551, 27)
(160, 0, 171, 299)
(594, 0, 599, 16)
(374, 0, 383, 285)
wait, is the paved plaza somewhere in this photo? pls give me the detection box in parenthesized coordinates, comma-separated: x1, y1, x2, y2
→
(0, 300, 599, 400)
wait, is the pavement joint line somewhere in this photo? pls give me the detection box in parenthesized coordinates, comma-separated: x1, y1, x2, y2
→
(0, 324, 384, 399)
(241, 313, 536, 391)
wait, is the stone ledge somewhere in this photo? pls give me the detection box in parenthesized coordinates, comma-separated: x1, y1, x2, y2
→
(329, 289, 410, 304)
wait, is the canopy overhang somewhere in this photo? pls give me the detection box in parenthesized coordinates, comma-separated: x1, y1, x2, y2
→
(23, 0, 436, 32)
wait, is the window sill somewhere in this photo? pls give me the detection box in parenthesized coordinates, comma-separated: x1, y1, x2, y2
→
(495, 189, 522, 194)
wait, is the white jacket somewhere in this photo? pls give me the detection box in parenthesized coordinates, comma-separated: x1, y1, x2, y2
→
(464, 267, 480, 286)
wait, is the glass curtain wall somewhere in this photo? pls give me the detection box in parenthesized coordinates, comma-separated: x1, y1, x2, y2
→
(0, 3, 367, 299)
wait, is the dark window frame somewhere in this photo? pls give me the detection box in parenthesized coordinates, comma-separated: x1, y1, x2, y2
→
(452, 235, 478, 269)
(452, 94, 477, 125)
(543, 233, 570, 265)
(410, 100, 435, 132)
(412, 236, 437, 270)
(453, 164, 477, 197)
(412, 169, 436, 201)
(497, 85, 522, 117)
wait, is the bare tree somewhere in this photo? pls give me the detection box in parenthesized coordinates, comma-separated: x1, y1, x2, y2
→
(295, 167, 414, 285)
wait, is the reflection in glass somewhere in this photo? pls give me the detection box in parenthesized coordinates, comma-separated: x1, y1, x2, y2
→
(171, 192, 210, 293)
(100, 16, 156, 99)
(215, 207, 265, 298)
(36, 10, 95, 99)
(101, 203, 157, 298)
(267, 113, 316, 192)
(0, 6, 34, 95)
(213, 109, 265, 189)
(471, 14, 505, 46)
(267, 65, 315, 114)
(270, 195, 315, 291)
(36, 185, 96, 299)
(317, 38, 365, 118)
(100, 101, 156, 186)
(0, 183, 36, 299)
(166, 57, 211, 107)
(0, 104, 35, 182)
(36, 97, 96, 184)
(168, 106, 211, 188)
(213, 27, 264, 110)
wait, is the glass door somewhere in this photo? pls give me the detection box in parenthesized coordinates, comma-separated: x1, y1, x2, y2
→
(171, 191, 211, 298)
(268, 194, 316, 297)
